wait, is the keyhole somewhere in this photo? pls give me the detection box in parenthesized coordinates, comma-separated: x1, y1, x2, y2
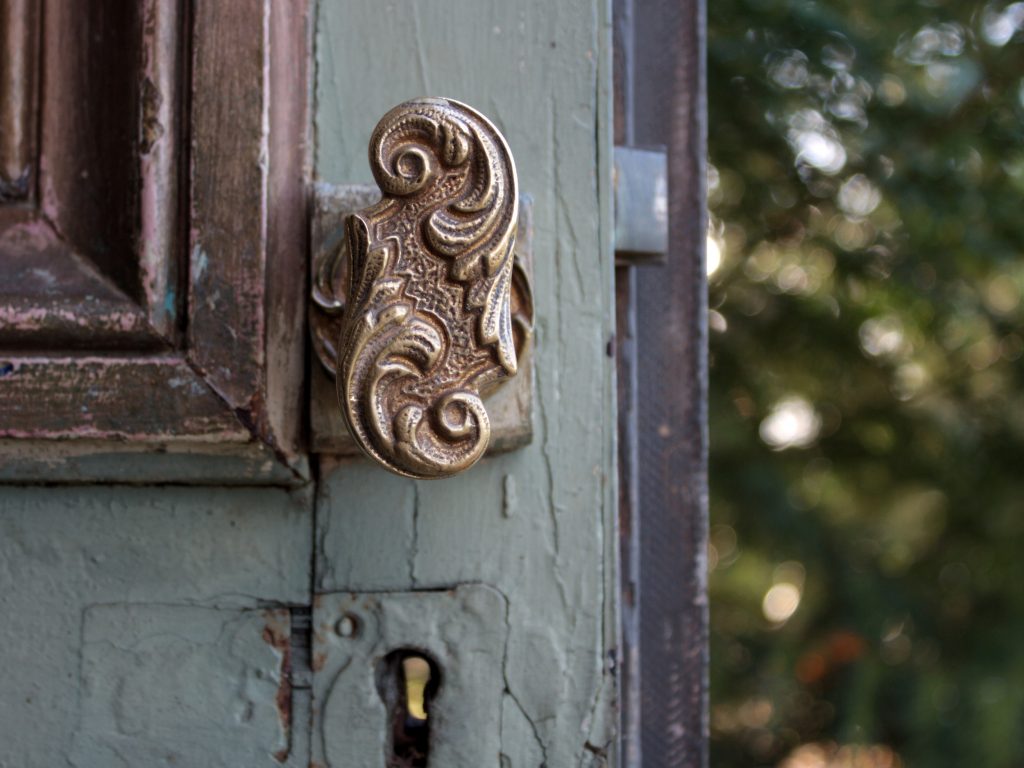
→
(376, 649, 441, 767)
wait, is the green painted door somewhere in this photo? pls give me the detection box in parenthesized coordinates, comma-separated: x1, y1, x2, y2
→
(310, 0, 617, 763)
(0, 0, 618, 765)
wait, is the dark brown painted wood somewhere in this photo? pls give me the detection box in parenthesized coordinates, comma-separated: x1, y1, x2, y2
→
(616, 263, 644, 767)
(0, 210, 161, 349)
(188, 0, 268, 410)
(138, 0, 186, 339)
(40, 0, 145, 299)
(0, 355, 247, 440)
(0, 2, 311, 481)
(614, 0, 708, 765)
(264, 0, 312, 456)
(0, 0, 38, 202)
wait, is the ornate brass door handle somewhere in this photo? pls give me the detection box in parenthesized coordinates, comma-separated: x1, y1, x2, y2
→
(311, 98, 533, 478)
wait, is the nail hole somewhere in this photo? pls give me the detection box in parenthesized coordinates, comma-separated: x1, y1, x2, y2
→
(376, 649, 441, 767)
(336, 613, 360, 638)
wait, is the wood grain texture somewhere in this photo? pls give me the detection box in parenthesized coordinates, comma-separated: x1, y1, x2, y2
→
(0, 210, 160, 348)
(0, 355, 247, 440)
(138, 0, 185, 338)
(0, 440, 308, 485)
(265, 0, 312, 458)
(0, 3, 309, 481)
(13, 0, 181, 338)
(314, 0, 617, 762)
(0, 0, 38, 200)
(189, 0, 268, 409)
(39, 0, 143, 299)
(18, 0, 182, 336)
(189, 0, 310, 461)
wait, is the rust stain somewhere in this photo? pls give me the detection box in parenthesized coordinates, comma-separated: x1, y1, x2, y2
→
(312, 651, 326, 672)
(262, 611, 292, 764)
(262, 618, 290, 651)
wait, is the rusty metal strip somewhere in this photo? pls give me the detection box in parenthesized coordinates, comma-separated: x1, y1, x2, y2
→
(614, 0, 709, 764)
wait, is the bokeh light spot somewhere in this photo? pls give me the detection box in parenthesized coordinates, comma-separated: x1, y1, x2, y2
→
(762, 582, 802, 623)
(760, 397, 822, 450)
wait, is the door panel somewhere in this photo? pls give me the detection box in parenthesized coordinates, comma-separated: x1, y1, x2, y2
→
(72, 604, 294, 767)
(0, 0, 624, 764)
(313, 0, 618, 763)
(0, 0, 309, 483)
(0, 486, 312, 767)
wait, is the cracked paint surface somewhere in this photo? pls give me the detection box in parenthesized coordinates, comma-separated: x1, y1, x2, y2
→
(311, 587, 508, 766)
(0, 0, 615, 764)
(0, 486, 312, 767)
(315, 0, 617, 762)
(70, 604, 290, 767)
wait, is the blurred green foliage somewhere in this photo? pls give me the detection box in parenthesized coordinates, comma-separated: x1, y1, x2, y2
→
(708, 1, 1024, 766)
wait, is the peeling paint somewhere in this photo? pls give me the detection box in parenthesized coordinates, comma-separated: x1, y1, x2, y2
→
(502, 473, 518, 518)
(311, 588, 508, 765)
(262, 610, 293, 763)
(0, 485, 312, 766)
(314, 0, 618, 762)
(139, 76, 165, 154)
(192, 244, 209, 279)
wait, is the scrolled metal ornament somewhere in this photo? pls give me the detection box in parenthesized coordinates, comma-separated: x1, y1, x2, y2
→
(330, 98, 528, 478)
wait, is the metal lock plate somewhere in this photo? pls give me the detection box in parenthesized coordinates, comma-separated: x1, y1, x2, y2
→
(311, 585, 508, 767)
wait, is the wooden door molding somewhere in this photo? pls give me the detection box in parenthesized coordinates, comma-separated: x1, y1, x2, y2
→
(0, 1, 311, 483)
(0, 0, 39, 201)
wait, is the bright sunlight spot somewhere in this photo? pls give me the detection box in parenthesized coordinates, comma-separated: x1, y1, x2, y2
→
(759, 397, 821, 450)
(707, 234, 722, 276)
(762, 582, 802, 624)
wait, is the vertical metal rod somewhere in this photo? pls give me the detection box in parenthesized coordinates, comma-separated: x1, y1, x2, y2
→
(613, 0, 644, 763)
(0, 0, 39, 201)
(616, 264, 644, 768)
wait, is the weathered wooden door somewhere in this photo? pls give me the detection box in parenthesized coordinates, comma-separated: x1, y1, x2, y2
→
(0, 0, 705, 765)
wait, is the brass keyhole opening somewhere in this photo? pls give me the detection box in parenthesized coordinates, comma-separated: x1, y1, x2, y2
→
(376, 649, 441, 767)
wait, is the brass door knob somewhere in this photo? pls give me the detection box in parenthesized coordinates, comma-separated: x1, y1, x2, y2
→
(311, 98, 533, 478)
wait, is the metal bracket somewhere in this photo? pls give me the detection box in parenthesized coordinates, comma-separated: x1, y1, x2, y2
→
(614, 146, 669, 265)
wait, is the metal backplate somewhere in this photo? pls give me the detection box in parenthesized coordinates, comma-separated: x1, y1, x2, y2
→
(309, 184, 535, 458)
(311, 585, 508, 767)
